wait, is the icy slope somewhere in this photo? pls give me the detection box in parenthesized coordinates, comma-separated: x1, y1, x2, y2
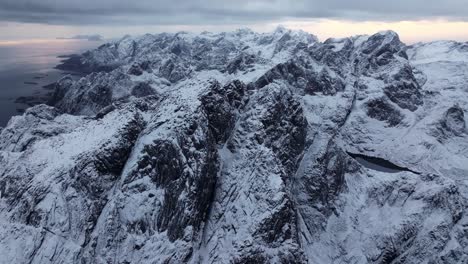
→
(0, 27, 467, 263)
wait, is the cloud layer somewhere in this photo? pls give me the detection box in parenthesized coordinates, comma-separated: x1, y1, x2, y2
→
(1, 0, 468, 25)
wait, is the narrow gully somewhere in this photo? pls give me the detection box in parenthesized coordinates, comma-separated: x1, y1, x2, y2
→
(347, 152, 421, 174)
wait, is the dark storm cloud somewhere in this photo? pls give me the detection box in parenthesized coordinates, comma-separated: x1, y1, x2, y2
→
(1, 0, 468, 25)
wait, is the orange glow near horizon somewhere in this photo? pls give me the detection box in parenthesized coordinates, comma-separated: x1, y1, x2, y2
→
(280, 19, 468, 43)
(0, 38, 81, 46)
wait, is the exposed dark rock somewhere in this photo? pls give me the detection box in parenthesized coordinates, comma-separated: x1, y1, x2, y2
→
(159, 57, 190, 83)
(366, 97, 404, 126)
(359, 31, 409, 72)
(256, 60, 344, 95)
(255, 61, 306, 88)
(56, 54, 117, 73)
(443, 105, 466, 136)
(431, 104, 467, 141)
(258, 92, 308, 175)
(304, 68, 345, 95)
(362, 31, 401, 55)
(94, 114, 144, 175)
(310, 38, 353, 75)
(200, 80, 247, 143)
(48, 75, 74, 105)
(131, 82, 156, 98)
(384, 81, 423, 111)
(128, 63, 144, 76)
(307, 142, 348, 216)
(254, 199, 294, 244)
(128, 61, 153, 76)
(122, 109, 219, 243)
(225, 53, 256, 74)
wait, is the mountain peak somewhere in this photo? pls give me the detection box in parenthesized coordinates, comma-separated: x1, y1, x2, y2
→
(375, 29, 400, 42)
(274, 24, 288, 34)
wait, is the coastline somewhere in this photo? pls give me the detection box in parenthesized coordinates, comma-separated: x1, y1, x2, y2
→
(14, 55, 88, 111)
(0, 39, 103, 127)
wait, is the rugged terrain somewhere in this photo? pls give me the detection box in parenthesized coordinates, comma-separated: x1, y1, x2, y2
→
(0, 27, 467, 263)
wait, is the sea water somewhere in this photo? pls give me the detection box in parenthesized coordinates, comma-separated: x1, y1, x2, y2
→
(0, 39, 102, 127)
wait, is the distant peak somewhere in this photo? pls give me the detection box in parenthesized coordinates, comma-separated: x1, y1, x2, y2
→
(274, 25, 288, 34)
(235, 28, 253, 34)
(120, 34, 132, 40)
(376, 30, 399, 38)
(368, 30, 401, 44)
(377, 30, 398, 36)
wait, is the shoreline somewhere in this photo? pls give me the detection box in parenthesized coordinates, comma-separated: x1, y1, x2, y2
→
(13, 55, 88, 114)
(0, 39, 104, 127)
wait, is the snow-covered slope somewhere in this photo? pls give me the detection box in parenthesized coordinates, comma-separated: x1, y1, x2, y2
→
(1, 27, 467, 263)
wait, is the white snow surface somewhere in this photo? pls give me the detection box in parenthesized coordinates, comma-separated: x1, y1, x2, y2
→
(0, 27, 468, 263)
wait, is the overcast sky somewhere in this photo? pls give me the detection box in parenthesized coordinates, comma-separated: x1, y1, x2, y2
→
(1, 0, 468, 43)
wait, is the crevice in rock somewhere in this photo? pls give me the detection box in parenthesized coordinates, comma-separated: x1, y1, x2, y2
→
(347, 152, 421, 174)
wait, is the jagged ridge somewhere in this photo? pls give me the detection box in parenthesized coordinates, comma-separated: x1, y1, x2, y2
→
(1, 27, 468, 264)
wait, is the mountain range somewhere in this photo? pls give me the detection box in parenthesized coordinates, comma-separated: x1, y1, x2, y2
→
(0, 26, 467, 263)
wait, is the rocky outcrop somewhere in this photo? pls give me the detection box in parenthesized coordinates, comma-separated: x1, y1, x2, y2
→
(383, 81, 423, 111)
(443, 105, 466, 136)
(366, 97, 404, 126)
(131, 82, 157, 98)
(128, 61, 152, 76)
(202, 84, 307, 263)
(48, 75, 74, 105)
(225, 53, 256, 74)
(0, 104, 145, 263)
(256, 60, 346, 95)
(51, 69, 162, 115)
(0, 104, 73, 152)
(200, 80, 248, 144)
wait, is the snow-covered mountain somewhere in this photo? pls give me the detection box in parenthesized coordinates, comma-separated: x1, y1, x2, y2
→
(0, 27, 467, 263)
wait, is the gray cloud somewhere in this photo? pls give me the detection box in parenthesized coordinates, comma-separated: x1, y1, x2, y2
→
(1, 0, 468, 25)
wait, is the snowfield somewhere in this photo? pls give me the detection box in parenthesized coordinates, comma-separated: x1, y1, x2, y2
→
(0, 27, 467, 263)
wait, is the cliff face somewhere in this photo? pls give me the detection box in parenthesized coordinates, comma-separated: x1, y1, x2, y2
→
(1, 28, 467, 264)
